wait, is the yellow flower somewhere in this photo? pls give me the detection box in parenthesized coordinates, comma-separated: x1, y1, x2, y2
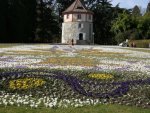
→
(9, 78, 46, 90)
(88, 73, 114, 80)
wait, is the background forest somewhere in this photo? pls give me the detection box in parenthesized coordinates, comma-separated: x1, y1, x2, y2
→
(0, 0, 150, 44)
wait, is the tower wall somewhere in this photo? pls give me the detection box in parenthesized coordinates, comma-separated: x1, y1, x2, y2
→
(62, 22, 93, 45)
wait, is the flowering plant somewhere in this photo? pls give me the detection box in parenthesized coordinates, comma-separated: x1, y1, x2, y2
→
(88, 73, 114, 80)
(0, 68, 150, 108)
(9, 78, 46, 90)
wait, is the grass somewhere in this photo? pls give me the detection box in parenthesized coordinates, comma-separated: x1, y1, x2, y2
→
(0, 44, 19, 48)
(0, 104, 150, 113)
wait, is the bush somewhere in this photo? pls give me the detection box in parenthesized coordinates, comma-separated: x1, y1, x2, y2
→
(115, 32, 129, 44)
(129, 30, 142, 40)
(129, 39, 150, 48)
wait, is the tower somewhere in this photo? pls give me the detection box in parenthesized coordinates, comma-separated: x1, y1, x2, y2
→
(61, 0, 94, 45)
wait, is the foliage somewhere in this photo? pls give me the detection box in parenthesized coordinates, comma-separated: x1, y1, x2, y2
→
(128, 39, 150, 48)
(1, 0, 150, 45)
(7, 0, 37, 43)
(111, 5, 150, 43)
(0, 0, 126, 44)
(129, 29, 142, 40)
(146, 2, 150, 13)
(114, 31, 130, 44)
(111, 11, 133, 35)
(35, 0, 60, 43)
(137, 13, 150, 39)
(132, 5, 141, 17)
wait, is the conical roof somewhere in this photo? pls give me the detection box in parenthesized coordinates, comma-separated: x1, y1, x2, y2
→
(62, 0, 93, 15)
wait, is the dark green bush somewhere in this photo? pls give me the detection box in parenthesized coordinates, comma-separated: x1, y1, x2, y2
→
(115, 31, 130, 44)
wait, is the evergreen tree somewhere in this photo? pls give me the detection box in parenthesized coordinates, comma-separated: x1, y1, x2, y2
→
(35, 0, 59, 43)
(146, 2, 150, 13)
(7, 0, 36, 42)
(0, 0, 9, 42)
(132, 5, 141, 17)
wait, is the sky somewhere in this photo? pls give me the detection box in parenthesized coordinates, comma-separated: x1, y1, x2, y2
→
(111, 0, 149, 9)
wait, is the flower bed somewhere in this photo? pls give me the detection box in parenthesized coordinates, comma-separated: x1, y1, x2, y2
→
(0, 45, 150, 109)
(0, 68, 150, 108)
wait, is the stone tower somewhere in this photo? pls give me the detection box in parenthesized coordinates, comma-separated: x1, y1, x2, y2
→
(61, 0, 94, 45)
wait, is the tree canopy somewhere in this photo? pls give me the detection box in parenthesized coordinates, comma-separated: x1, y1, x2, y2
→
(0, 0, 150, 44)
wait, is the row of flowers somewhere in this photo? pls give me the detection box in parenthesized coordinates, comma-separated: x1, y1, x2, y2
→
(0, 45, 149, 75)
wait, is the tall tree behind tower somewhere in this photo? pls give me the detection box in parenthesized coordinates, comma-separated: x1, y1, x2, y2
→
(132, 5, 141, 17)
(146, 2, 150, 13)
(0, 0, 8, 42)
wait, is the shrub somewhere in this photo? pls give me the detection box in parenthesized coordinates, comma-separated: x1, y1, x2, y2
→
(129, 39, 150, 48)
(129, 30, 142, 40)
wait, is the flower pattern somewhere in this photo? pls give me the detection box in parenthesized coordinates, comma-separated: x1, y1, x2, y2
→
(0, 45, 150, 108)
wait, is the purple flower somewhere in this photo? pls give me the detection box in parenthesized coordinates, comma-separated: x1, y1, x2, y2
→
(15, 65, 27, 68)
(1, 70, 150, 99)
(127, 61, 138, 64)
(144, 65, 150, 69)
(115, 66, 130, 71)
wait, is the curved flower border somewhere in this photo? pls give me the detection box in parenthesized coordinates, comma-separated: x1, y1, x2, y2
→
(1, 70, 150, 98)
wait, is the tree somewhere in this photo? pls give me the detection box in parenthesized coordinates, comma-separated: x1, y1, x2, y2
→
(0, 0, 8, 42)
(132, 5, 141, 17)
(111, 11, 132, 34)
(111, 10, 140, 43)
(138, 13, 150, 39)
(35, 0, 59, 43)
(6, 0, 36, 42)
(146, 2, 150, 13)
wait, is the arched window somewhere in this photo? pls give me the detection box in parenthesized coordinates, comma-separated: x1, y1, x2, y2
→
(79, 33, 83, 40)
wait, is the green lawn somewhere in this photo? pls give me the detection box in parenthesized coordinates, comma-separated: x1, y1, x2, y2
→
(0, 104, 150, 113)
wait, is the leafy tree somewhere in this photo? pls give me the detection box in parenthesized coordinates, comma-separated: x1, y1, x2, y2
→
(115, 31, 129, 44)
(111, 10, 141, 43)
(111, 11, 132, 34)
(138, 13, 150, 39)
(0, 0, 133, 44)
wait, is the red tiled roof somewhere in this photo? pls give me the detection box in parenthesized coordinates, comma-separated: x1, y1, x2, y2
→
(62, 0, 93, 15)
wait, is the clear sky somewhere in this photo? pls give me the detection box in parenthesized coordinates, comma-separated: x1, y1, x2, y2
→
(111, 0, 149, 9)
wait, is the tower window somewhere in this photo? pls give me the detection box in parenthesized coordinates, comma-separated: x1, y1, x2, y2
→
(77, 14, 81, 19)
(78, 23, 83, 29)
(78, 23, 81, 28)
